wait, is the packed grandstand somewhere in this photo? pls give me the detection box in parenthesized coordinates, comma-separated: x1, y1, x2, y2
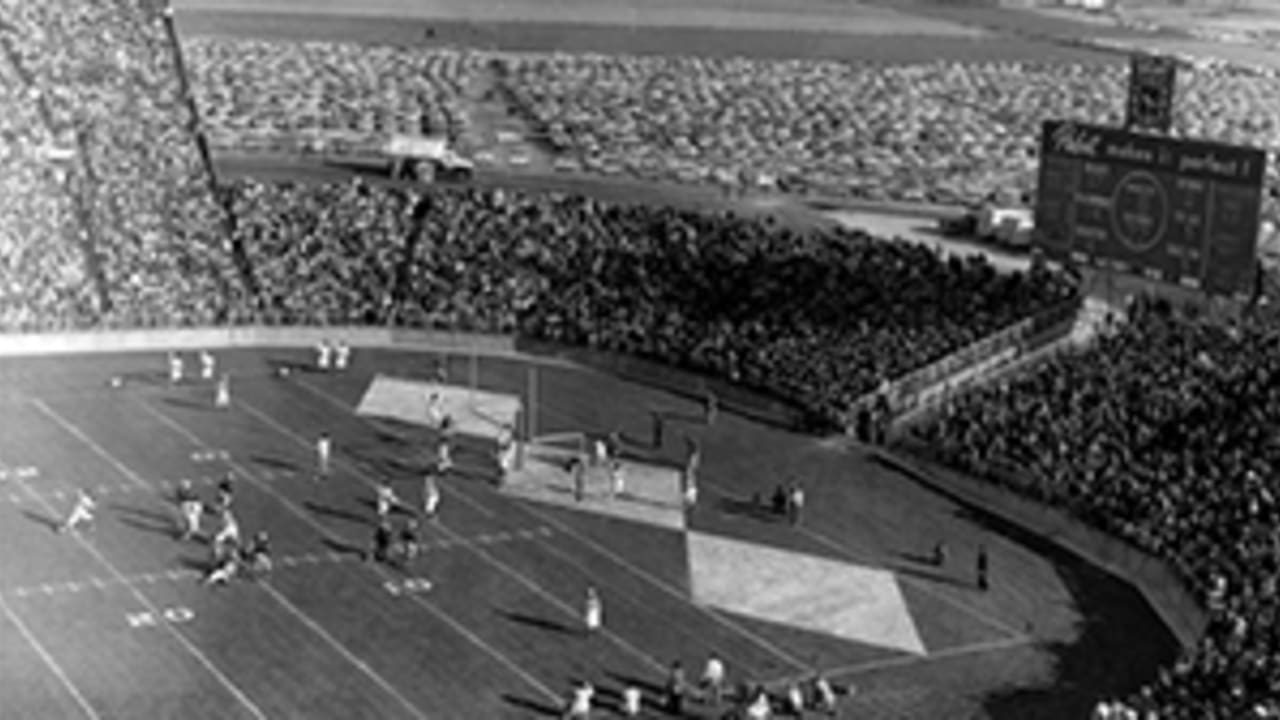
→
(2, 0, 1279, 717)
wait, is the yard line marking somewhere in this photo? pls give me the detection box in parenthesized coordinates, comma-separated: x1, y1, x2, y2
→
(138, 399, 562, 704)
(31, 400, 151, 491)
(288, 379, 501, 520)
(0, 594, 103, 720)
(7, 462, 268, 720)
(259, 583, 430, 720)
(239, 394, 667, 674)
(451, 477, 810, 674)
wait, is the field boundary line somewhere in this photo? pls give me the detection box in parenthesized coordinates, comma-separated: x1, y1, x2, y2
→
(289, 376, 499, 520)
(257, 582, 430, 720)
(134, 397, 563, 704)
(32, 400, 151, 491)
(0, 593, 102, 720)
(236, 390, 667, 675)
(0, 448, 267, 720)
(291, 378, 807, 675)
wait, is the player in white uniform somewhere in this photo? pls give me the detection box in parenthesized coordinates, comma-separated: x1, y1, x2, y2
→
(203, 552, 238, 587)
(436, 437, 453, 474)
(200, 350, 215, 381)
(58, 490, 96, 533)
(168, 352, 184, 384)
(316, 340, 332, 371)
(621, 686, 642, 718)
(592, 437, 608, 467)
(425, 392, 444, 429)
(176, 479, 202, 541)
(375, 482, 400, 520)
(701, 653, 726, 705)
(583, 586, 602, 634)
(333, 341, 350, 371)
(315, 432, 331, 481)
(214, 373, 231, 409)
(212, 508, 240, 552)
(421, 471, 441, 519)
(682, 469, 698, 508)
(608, 459, 624, 498)
(563, 681, 594, 720)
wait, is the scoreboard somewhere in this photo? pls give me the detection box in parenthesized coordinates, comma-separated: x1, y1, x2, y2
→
(1034, 119, 1266, 297)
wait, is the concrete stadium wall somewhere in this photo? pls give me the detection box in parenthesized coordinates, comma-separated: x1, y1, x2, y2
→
(879, 441, 1208, 653)
(0, 325, 1206, 653)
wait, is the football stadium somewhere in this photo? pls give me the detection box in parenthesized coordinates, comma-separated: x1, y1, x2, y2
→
(0, 0, 1278, 718)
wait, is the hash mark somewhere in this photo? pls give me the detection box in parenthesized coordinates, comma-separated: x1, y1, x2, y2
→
(14, 587, 28, 598)
(67, 583, 82, 593)
(40, 585, 53, 595)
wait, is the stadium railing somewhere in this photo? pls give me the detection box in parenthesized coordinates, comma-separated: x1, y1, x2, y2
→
(841, 296, 1083, 433)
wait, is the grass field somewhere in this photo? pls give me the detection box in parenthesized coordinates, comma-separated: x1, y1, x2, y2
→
(0, 346, 1176, 719)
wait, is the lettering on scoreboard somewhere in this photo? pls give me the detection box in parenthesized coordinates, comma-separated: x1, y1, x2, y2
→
(1034, 119, 1266, 296)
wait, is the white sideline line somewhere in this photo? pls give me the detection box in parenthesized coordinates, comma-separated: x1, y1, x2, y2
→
(2, 459, 266, 720)
(31, 400, 151, 491)
(239, 386, 665, 671)
(135, 398, 561, 705)
(0, 593, 102, 720)
(290, 377, 499, 520)
(773, 633, 1035, 688)
(258, 583, 429, 720)
(446, 455, 813, 674)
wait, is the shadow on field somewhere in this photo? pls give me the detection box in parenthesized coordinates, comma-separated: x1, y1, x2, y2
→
(163, 396, 212, 411)
(498, 609, 578, 636)
(500, 694, 561, 717)
(20, 509, 60, 532)
(304, 500, 369, 526)
(891, 562, 979, 590)
(871, 455, 1180, 720)
(320, 536, 366, 557)
(251, 455, 298, 472)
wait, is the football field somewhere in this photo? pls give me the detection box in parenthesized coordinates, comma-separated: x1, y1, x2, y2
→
(0, 346, 1173, 718)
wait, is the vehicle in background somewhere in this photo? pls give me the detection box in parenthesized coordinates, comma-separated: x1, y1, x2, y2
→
(939, 203, 1033, 250)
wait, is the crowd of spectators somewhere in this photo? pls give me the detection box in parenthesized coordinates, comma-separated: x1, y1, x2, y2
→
(0, 0, 244, 330)
(918, 297, 1280, 719)
(185, 38, 478, 152)
(227, 178, 1074, 425)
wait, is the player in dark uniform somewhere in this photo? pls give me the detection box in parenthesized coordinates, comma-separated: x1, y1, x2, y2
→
(241, 531, 272, 580)
(976, 545, 989, 591)
(399, 519, 421, 562)
(216, 473, 235, 512)
(366, 520, 394, 564)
